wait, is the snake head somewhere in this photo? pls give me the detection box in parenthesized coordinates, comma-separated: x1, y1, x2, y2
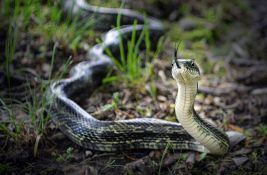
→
(172, 49, 200, 83)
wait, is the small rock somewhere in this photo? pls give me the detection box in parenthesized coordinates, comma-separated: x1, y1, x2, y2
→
(164, 153, 180, 166)
(85, 150, 93, 157)
(232, 156, 248, 166)
(226, 131, 246, 150)
(42, 63, 51, 77)
(157, 95, 167, 102)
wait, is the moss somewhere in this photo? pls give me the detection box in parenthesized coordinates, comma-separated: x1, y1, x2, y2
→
(164, 115, 177, 122)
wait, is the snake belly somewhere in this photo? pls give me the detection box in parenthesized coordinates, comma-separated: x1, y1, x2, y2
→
(48, 0, 229, 154)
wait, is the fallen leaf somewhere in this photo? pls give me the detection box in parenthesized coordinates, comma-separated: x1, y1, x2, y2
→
(227, 124, 244, 133)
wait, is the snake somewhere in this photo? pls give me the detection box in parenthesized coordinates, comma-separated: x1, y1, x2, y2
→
(48, 0, 232, 155)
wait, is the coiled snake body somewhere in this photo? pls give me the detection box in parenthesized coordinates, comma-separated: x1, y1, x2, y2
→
(49, 0, 230, 155)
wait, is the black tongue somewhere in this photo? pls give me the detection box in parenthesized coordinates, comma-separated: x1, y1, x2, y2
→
(174, 58, 180, 68)
(173, 49, 180, 68)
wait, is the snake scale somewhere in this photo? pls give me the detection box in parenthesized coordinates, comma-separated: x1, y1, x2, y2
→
(48, 0, 233, 155)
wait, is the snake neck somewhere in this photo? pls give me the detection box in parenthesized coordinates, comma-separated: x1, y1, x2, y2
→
(175, 83, 197, 119)
(175, 82, 229, 155)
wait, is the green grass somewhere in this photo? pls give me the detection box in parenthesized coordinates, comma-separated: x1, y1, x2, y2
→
(0, 0, 84, 140)
(1, 0, 84, 142)
(89, 0, 121, 8)
(158, 142, 172, 175)
(0, 42, 72, 153)
(55, 147, 75, 163)
(30, 49, 72, 156)
(1, 31, 72, 157)
(104, 20, 148, 84)
(0, 99, 23, 139)
(1, 0, 95, 52)
(256, 124, 267, 138)
(100, 92, 120, 113)
(103, 12, 164, 89)
(27, 43, 71, 133)
(4, 25, 18, 88)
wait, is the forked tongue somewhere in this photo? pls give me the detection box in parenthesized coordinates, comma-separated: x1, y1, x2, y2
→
(173, 48, 180, 68)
